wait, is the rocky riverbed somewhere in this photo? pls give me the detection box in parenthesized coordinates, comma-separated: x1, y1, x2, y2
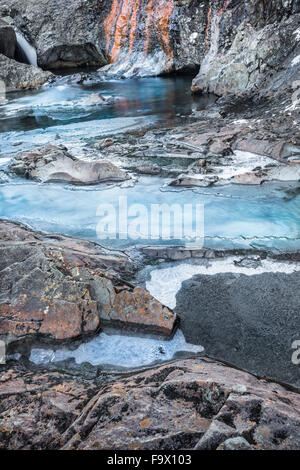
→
(0, 0, 299, 452)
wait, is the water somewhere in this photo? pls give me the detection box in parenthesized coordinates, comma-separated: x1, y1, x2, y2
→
(0, 177, 299, 251)
(15, 31, 38, 67)
(0, 76, 208, 154)
(29, 329, 204, 368)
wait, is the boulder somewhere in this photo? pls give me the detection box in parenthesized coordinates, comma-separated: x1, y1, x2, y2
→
(0, 220, 176, 346)
(10, 145, 127, 184)
(0, 54, 52, 92)
(175, 271, 300, 389)
(0, 19, 16, 58)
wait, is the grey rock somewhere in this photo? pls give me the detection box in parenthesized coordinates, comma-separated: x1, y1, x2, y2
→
(176, 271, 300, 388)
(0, 53, 52, 91)
(10, 145, 127, 184)
(218, 437, 253, 450)
(0, 19, 16, 58)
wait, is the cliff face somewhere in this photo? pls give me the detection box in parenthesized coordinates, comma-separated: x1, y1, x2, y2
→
(0, 0, 299, 91)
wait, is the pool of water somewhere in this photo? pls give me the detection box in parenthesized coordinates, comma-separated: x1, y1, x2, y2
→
(0, 74, 299, 252)
(0, 177, 299, 251)
(0, 75, 212, 155)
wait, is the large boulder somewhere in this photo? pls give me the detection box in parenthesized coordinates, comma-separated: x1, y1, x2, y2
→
(2, 357, 299, 450)
(175, 271, 300, 389)
(0, 19, 16, 58)
(0, 220, 176, 346)
(0, 54, 52, 91)
(10, 145, 127, 184)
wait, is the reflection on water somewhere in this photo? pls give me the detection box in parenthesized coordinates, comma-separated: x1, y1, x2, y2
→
(0, 76, 212, 139)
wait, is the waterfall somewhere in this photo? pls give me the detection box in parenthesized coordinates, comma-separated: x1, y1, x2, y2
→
(15, 31, 37, 67)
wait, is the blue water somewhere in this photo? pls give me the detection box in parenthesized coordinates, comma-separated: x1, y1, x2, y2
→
(0, 177, 299, 251)
(0, 75, 299, 252)
(0, 76, 210, 154)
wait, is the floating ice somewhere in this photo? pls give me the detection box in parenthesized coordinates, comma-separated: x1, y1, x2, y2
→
(146, 257, 300, 309)
(29, 329, 204, 368)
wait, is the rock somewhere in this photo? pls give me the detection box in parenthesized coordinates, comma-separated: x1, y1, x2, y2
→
(135, 165, 161, 175)
(192, 4, 300, 97)
(0, 19, 16, 58)
(10, 145, 127, 184)
(79, 93, 106, 106)
(1, 357, 300, 450)
(107, 286, 176, 336)
(94, 138, 115, 150)
(0, 220, 176, 346)
(233, 138, 286, 160)
(217, 437, 253, 450)
(0, 54, 52, 91)
(234, 257, 262, 269)
(175, 271, 300, 389)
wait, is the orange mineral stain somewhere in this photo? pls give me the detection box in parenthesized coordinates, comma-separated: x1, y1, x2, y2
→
(104, 0, 174, 68)
(205, 6, 211, 49)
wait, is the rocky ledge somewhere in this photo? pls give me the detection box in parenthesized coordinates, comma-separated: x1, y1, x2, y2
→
(0, 53, 52, 92)
(10, 145, 127, 184)
(0, 357, 299, 450)
(0, 220, 176, 347)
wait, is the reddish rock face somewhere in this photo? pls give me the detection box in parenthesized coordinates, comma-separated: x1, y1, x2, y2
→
(1, 357, 299, 450)
(109, 286, 176, 335)
(0, 220, 177, 345)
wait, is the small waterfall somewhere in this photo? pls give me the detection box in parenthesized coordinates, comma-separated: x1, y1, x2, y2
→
(15, 31, 37, 67)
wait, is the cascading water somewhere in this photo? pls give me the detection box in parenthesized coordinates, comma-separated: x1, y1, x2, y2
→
(103, 0, 174, 77)
(15, 31, 38, 67)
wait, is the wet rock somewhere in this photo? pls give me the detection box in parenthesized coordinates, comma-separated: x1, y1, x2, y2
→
(107, 286, 176, 336)
(0, 54, 52, 91)
(176, 271, 300, 389)
(1, 357, 300, 450)
(135, 165, 161, 175)
(0, 19, 16, 59)
(10, 145, 127, 184)
(233, 138, 286, 160)
(234, 257, 262, 269)
(217, 437, 253, 450)
(0, 220, 176, 345)
(79, 93, 106, 106)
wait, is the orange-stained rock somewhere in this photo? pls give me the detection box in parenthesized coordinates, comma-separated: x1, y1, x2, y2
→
(0, 220, 176, 345)
(109, 286, 176, 335)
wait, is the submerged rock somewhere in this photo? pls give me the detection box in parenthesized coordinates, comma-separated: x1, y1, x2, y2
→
(10, 145, 127, 184)
(0, 220, 176, 347)
(0, 54, 52, 92)
(175, 270, 300, 389)
(1, 357, 299, 450)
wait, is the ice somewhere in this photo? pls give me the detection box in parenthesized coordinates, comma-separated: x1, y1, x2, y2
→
(146, 257, 300, 309)
(29, 329, 204, 367)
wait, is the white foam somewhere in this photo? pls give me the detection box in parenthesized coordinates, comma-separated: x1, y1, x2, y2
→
(29, 329, 204, 367)
(146, 258, 300, 309)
